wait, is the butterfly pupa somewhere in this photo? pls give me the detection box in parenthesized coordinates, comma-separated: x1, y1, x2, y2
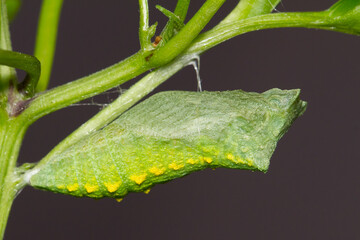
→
(29, 89, 306, 199)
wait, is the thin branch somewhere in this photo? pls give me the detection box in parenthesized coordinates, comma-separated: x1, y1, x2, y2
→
(6, 0, 21, 22)
(160, 0, 190, 43)
(34, 0, 64, 92)
(187, 11, 340, 54)
(148, 0, 226, 67)
(220, 0, 281, 24)
(156, 5, 184, 29)
(0, 50, 41, 96)
(0, 0, 16, 88)
(20, 51, 150, 125)
(138, 0, 150, 50)
(19, 4, 359, 133)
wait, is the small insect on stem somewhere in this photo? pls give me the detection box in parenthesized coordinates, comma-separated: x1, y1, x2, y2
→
(152, 36, 162, 47)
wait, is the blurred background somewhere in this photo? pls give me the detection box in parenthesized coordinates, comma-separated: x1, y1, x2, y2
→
(5, 0, 360, 239)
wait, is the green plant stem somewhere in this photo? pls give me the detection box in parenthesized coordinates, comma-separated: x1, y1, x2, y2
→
(187, 11, 333, 54)
(172, 0, 190, 21)
(148, 0, 225, 67)
(160, 0, 190, 43)
(6, 0, 21, 22)
(0, 0, 16, 88)
(0, 49, 41, 96)
(0, 182, 16, 240)
(220, 0, 281, 24)
(20, 11, 337, 129)
(20, 52, 150, 126)
(156, 5, 185, 29)
(31, 54, 198, 171)
(0, 118, 27, 239)
(138, 0, 150, 50)
(34, 0, 63, 92)
(0, 0, 12, 51)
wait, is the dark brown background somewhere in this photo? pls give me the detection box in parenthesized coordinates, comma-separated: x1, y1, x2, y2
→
(5, 0, 360, 239)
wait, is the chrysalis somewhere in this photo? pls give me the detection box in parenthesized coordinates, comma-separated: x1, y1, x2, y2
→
(29, 89, 306, 199)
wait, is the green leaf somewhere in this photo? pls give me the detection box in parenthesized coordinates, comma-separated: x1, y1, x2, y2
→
(28, 89, 306, 200)
(327, 0, 360, 35)
(6, 0, 21, 22)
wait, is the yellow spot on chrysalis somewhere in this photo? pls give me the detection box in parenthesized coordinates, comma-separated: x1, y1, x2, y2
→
(130, 174, 147, 185)
(187, 158, 198, 164)
(104, 181, 122, 193)
(144, 189, 151, 194)
(149, 166, 165, 176)
(84, 183, 99, 193)
(56, 184, 65, 190)
(246, 159, 254, 167)
(169, 162, 184, 170)
(237, 158, 245, 164)
(226, 154, 235, 161)
(116, 198, 123, 203)
(66, 183, 79, 192)
(203, 157, 212, 164)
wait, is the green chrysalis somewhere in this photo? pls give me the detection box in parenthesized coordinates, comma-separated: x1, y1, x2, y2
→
(29, 89, 306, 200)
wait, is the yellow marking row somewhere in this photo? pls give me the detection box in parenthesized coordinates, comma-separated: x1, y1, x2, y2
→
(149, 166, 166, 176)
(246, 159, 254, 167)
(62, 155, 222, 194)
(168, 162, 184, 170)
(84, 183, 99, 193)
(238, 158, 245, 164)
(130, 174, 147, 185)
(66, 183, 79, 192)
(128, 157, 213, 185)
(226, 154, 235, 161)
(56, 184, 65, 190)
(62, 181, 122, 194)
(187, 158, 198, 164)
(200, 156, 213, 164)
(227, 153, 254, 167)
(104, 181, 122, 193)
